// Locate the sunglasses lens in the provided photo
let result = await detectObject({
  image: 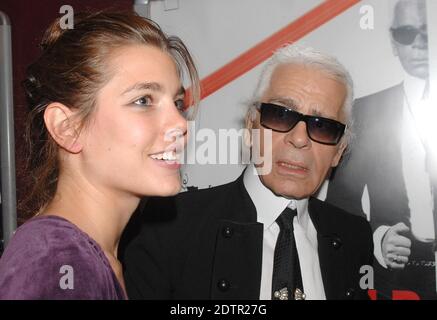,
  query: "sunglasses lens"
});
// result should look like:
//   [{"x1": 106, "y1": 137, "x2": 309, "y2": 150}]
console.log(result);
[
  {"x1": 392, "y1": 26, "x2": 426, "y2": 45},
  {"x1": 260, "y1": 103, "x2": 298, "y2": 132},
  {"x1": 307, "y1": 117, "x2": 345, "y2": 145},
  {"x1": 259, "y1": 103, "x2": 345, "y2": 145}
]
